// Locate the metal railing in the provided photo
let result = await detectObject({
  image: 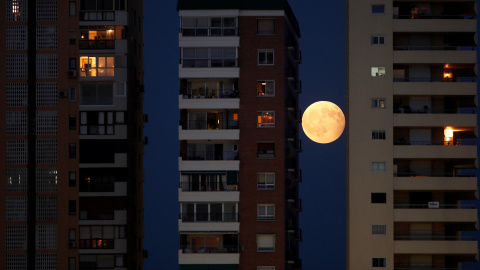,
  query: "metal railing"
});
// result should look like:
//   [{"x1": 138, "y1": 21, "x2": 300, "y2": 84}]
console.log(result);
[
  {"x1": 180, "y1": 245, "x2": 239, "y2": 253},
  {"x1": 184, "y1": 150, "x2": 238, "y2": 161},
  {"x1": 393, "y1": 140, "x2": 476, "y2": 146},
  {"x1": 180, "y1": 27, "x2": 238, "y2": 37},
  {"x1": 181, "y1": 58, "x2": 238, "y2": 68},
  {"x1": 394, "y1": 14, "x2": 477, "y2": 19},
  {"x1": 393, "y1": 77, "x2": 477, "y2": 82},
  {"x1": 180, "y1": 213, "x2": 238, "y2": 222},
  {"x1": 179, "y1": 181, "x2": 238, "y2": 192},
  {"x1": 393, "y1": 46, "x2": 476, "y2": 51},
  {"x1": 394, "y1": 172, "x2": 476, "y2": 177},
  {"x1": 79, "y1": 39, "x2": 115, "y2": 50},
  {"x1": 394, "y1": 204, "x2": 476, "y2": 209},
  {"x1": 394, "y1": 235, "x2": 475, "y2": 241},
  {"x1": 181, "y1": 89, "x2": 239, "y2": 99},
  {"x1": 393, "y1": 108, "x2": 476, "y2": 114},
  {"x1": 182, "y1": 120, "x2": 239, "y2": 130}
]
